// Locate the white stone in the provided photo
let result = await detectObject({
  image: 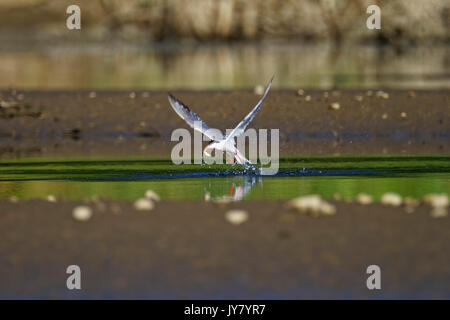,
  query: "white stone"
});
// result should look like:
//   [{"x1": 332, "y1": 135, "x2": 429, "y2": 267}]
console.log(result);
[
  {"x1": 225, "y1": 209, "x2": 249, "y2": 225},
  {"x1": 72, "y1": 206, "x2": 92, "y2": 221},
  {"x1": 134, "y1": 198, "x2": 154, "y2": 211},
  {"x1": 356, "y1": 193, "x2": 373, "y2": 205},
  {"x1": 381, "y1": 193, "x2": 402, "y2": 206},
  {"x1": 423, "y1": 194, "x2": 448, "y2": 208},
  {"x1": 47, "y1": 195, "x2": 57, "y2": 203},
  {"x1": 145, "y1": 190, "x2": 160, "y2": 202}
]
